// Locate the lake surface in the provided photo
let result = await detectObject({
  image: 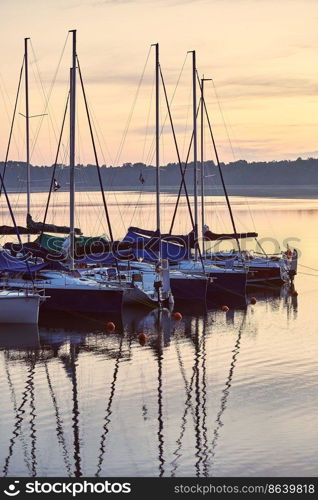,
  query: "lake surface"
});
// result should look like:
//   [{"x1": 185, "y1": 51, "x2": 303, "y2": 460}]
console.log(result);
[{"x1": 0, "y1": 192, "x2": 317, "y2": 477}]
